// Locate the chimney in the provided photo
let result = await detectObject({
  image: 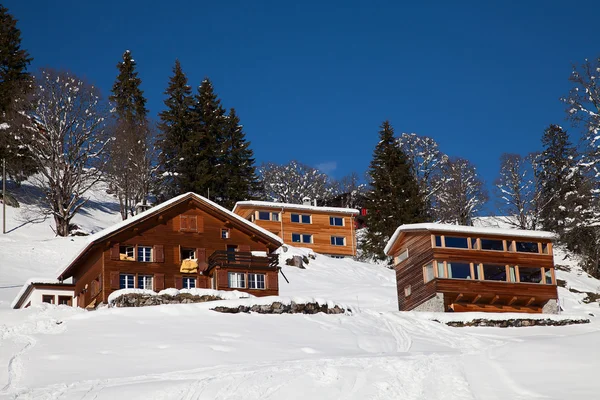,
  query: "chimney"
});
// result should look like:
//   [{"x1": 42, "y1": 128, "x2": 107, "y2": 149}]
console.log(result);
[
  {"x1": 313, "y1": 199, "x2": 317, "y2": 207},
  {"x1": 302, "y1": 197, "x2": 311, "y2": 206}
]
